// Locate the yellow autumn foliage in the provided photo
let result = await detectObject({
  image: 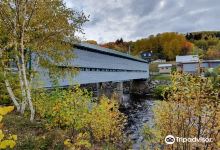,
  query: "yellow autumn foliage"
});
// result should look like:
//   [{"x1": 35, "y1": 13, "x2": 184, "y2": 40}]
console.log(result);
[
  {"x1": 0, "y1": 106, "x2": 14, "y2": 116},
  {"x1": 34, "y1": 87, "x2": 126, "y2": 148},
  {"x1": 147, "y1": 73, "x2": 220, "y2": 149},
  {"x1": 0, "y1": 106, "x2": 17, "y2": 149},
  {"x1": 64, "y1": 139, "x2": 72, "y2": 147},
  {"x1": 89, "y1": 96, "x2": 126, "y2": 142},
  {"x1": 64, "y1": 132, "x2": 91, "y2": 149}
]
